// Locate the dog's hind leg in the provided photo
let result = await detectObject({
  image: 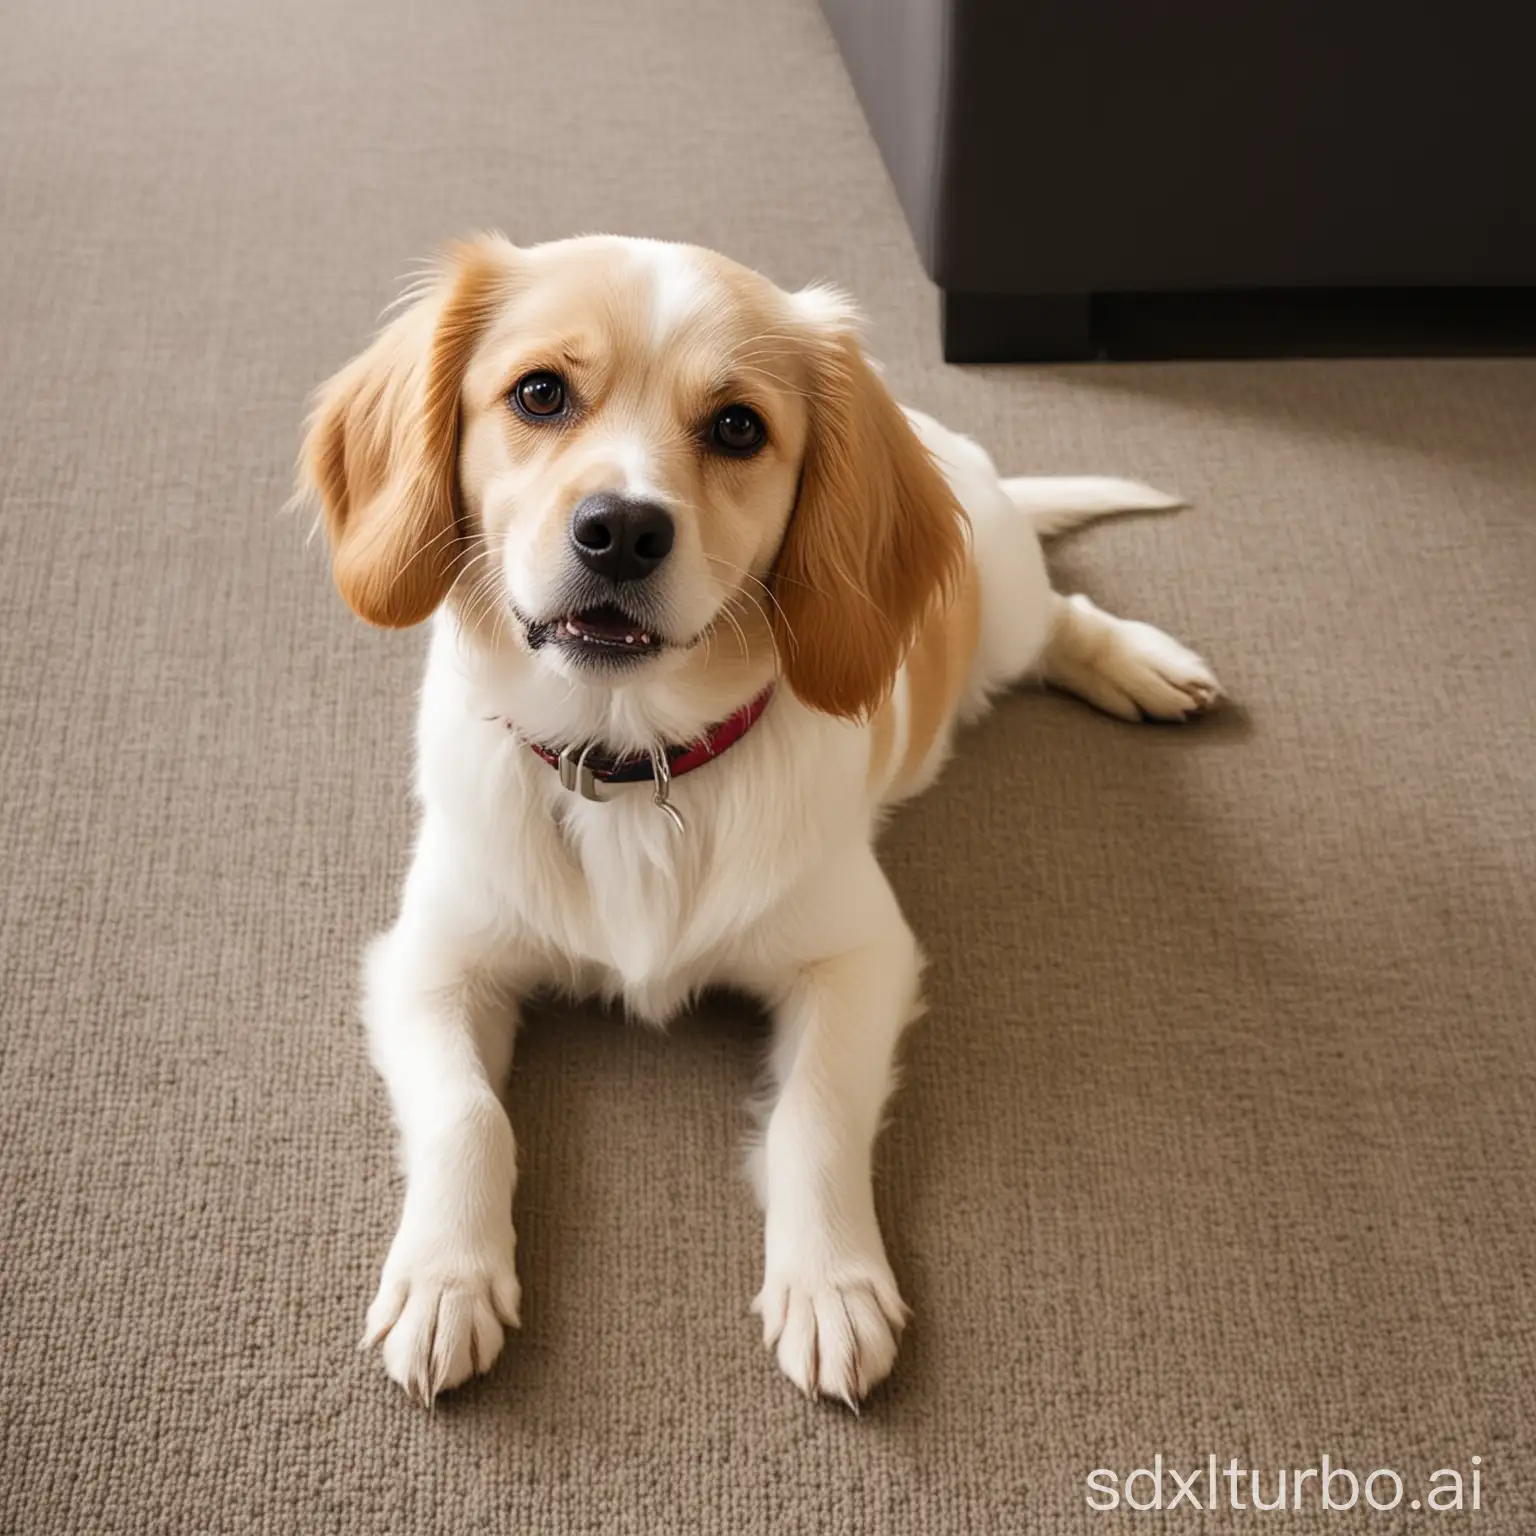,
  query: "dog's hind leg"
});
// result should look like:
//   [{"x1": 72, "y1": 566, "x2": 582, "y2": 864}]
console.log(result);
[{"x1": 1040, "y1": 591, "x2": 1221, "y2": 722}]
